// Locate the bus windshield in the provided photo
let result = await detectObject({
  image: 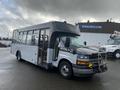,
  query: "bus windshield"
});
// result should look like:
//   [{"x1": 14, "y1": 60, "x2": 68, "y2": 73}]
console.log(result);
[
  {"x1": 60, "y1": 36, "x2": 84, "y2": 48},
  {"x1": 70, "y1": 36, "x2": 84, "y2": 48}
]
